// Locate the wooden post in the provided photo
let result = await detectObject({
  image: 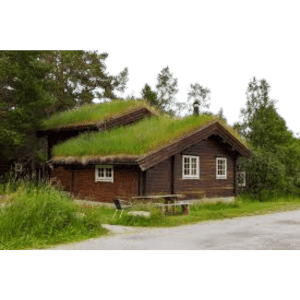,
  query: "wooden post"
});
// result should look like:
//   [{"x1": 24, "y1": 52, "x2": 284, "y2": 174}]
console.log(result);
[
  {"x1": 142, "y1": 170, "x2": 147, "y2": 196},
  {"x1": 171, "y1": 156, "x2": 175, "y2": 195}
]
